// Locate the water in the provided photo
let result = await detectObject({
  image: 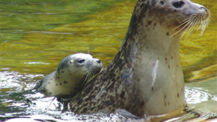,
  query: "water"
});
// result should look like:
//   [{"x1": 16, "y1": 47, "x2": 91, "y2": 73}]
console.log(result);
[{"x1": 0, "y1": 0, "x2": 216, "y2": 121}]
